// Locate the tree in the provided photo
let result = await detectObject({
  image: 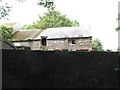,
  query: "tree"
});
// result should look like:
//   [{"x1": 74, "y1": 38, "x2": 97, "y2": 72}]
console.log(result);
[
  {"x1": 71, "y1": 20, "x2": 80, "y2": 27},
  {"x1": 37, "y1": 0, "x2": 55, "y2": 10},
  {"x1": 116, "y1": 13, "x2": 120, "y2": 31},
  {"x1": 0, "y1": 25, "x2": 13, "y2": 39},
  {"x1": 22, "y1": 24, "x2": 36, "y2": 30},
  {"x1": 116, "y1": 26, "x2": 120, "y2": 31},
  {"x1": 0, "y1": 0, "x2": 55, "y2": 19},
  {"x1": 92, "y1": 39, "x2": 103, "y2": 51},
  {"x1": 0, "y1": 3, "x2": 12, "y2": 20},
  {"x1": 33, "y1": 10, "x2": 80, "y2": 29}
]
